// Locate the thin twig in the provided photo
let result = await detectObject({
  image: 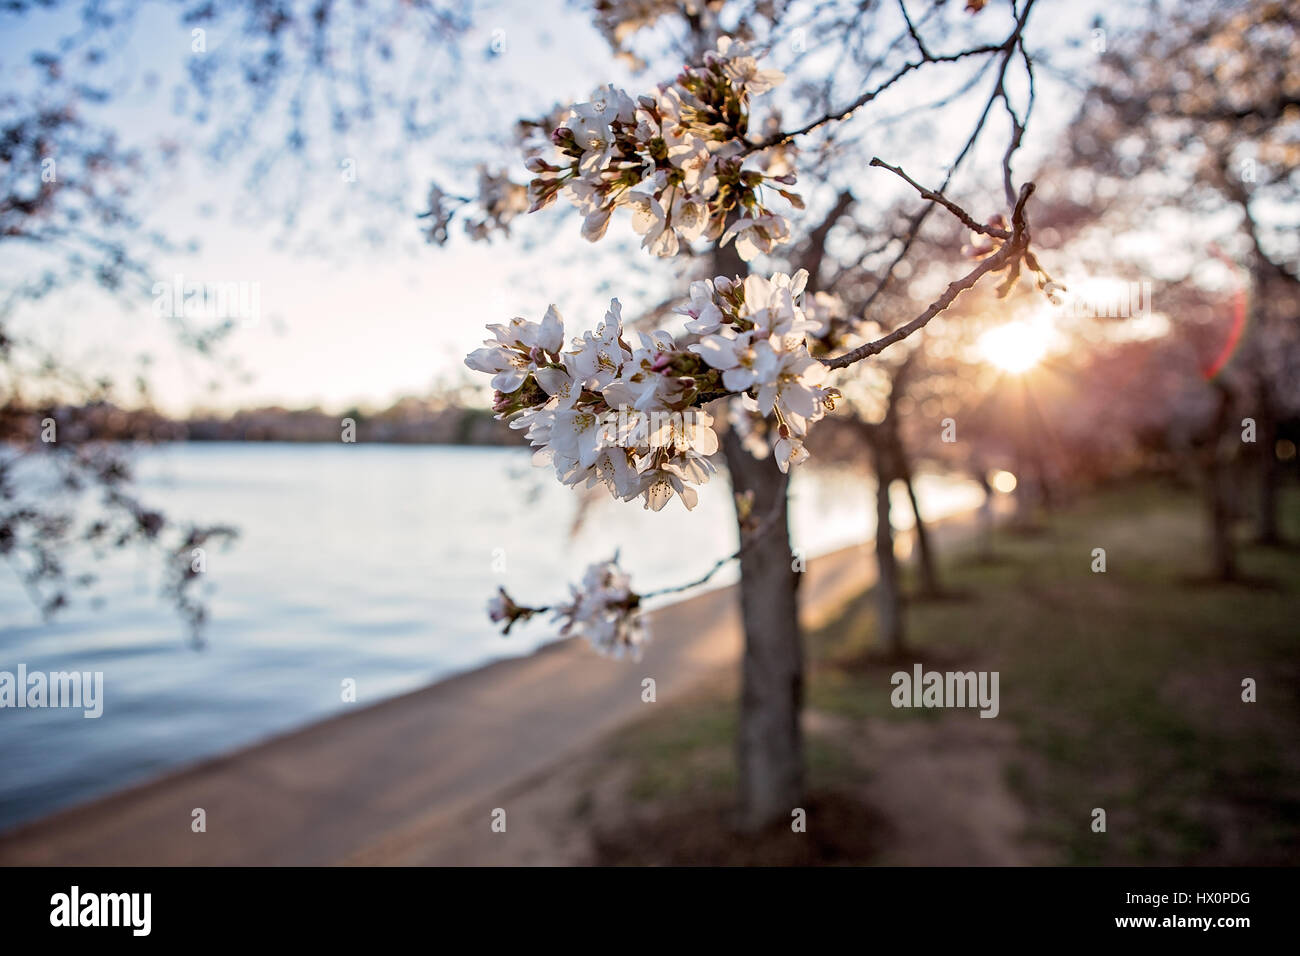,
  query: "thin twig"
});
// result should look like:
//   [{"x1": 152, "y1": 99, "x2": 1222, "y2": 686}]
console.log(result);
[
  {"x1": 641, "y1": 488, "x2": 788, "y2": 599},
  {"x1": 850, "y1": 0, "x2": 1039, "y2": 316},
  {"x1": 820, "y1": 183, "x2": 1035, "y2": 371},
  {"x1": 898, "y1": 0, "x2": 931, "y2": 60},
  {"x1": 869, "y1": 157, "x2": 1010, "y2": 238},
  {"x1": 744, "y1": 43, "x2": 1005, "y2": 154}
]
